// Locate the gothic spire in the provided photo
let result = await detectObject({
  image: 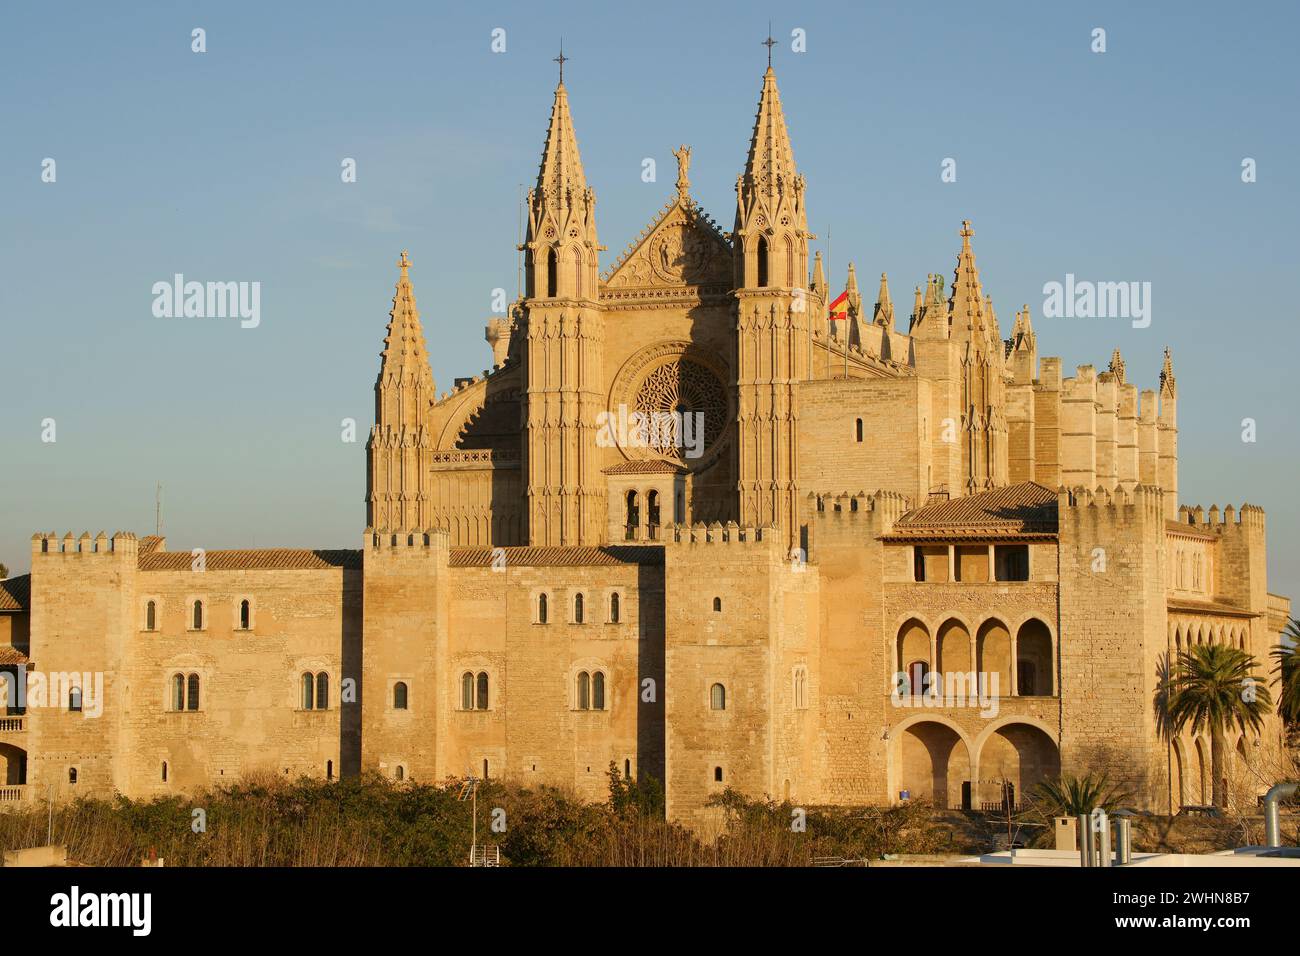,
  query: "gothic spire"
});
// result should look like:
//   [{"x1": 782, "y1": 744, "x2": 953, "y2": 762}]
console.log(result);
[
  {"x1": 533, "y1": 79, "x2": 590, "y2": 212},
  {"x1": 811, "y1": 249, "x2": 825, "y2": 297},
  {"x1": 736, "y1": 65, "x2": 807, "y2": 237},
  {"x1": 1159, "y1": 347, "x2": 1176, "y2": 398},
  {"x1": 949, "y1": 220, "x2": 990, "y2": 341},
  {"x1": 1108, "y1": 347, "x2": 1126, "y2": 382},
  {"x1": 379, "y1": 250, "x2": 434, "y2": 387},
  {"x1": 873, "y1": 271, "x2": 895, "y2": 330}
]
